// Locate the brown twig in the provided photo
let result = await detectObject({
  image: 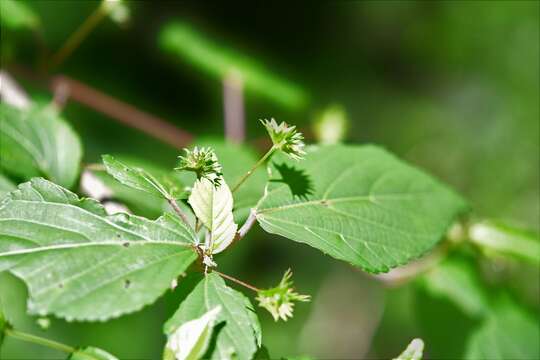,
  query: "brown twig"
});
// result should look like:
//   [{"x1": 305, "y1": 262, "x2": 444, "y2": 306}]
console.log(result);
[
  {"x1": 212, "y1": 270, "x2": 260, "y2": 292},
  {"x1": 9, "y1": 66, "x2": 193, "y2": 148},
  {"x1": 51, "y1": 76, "x2": 193, "y2": 148},
  {"x1": 223, "y1": 71, "x2": 245, "y2": 143}
]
